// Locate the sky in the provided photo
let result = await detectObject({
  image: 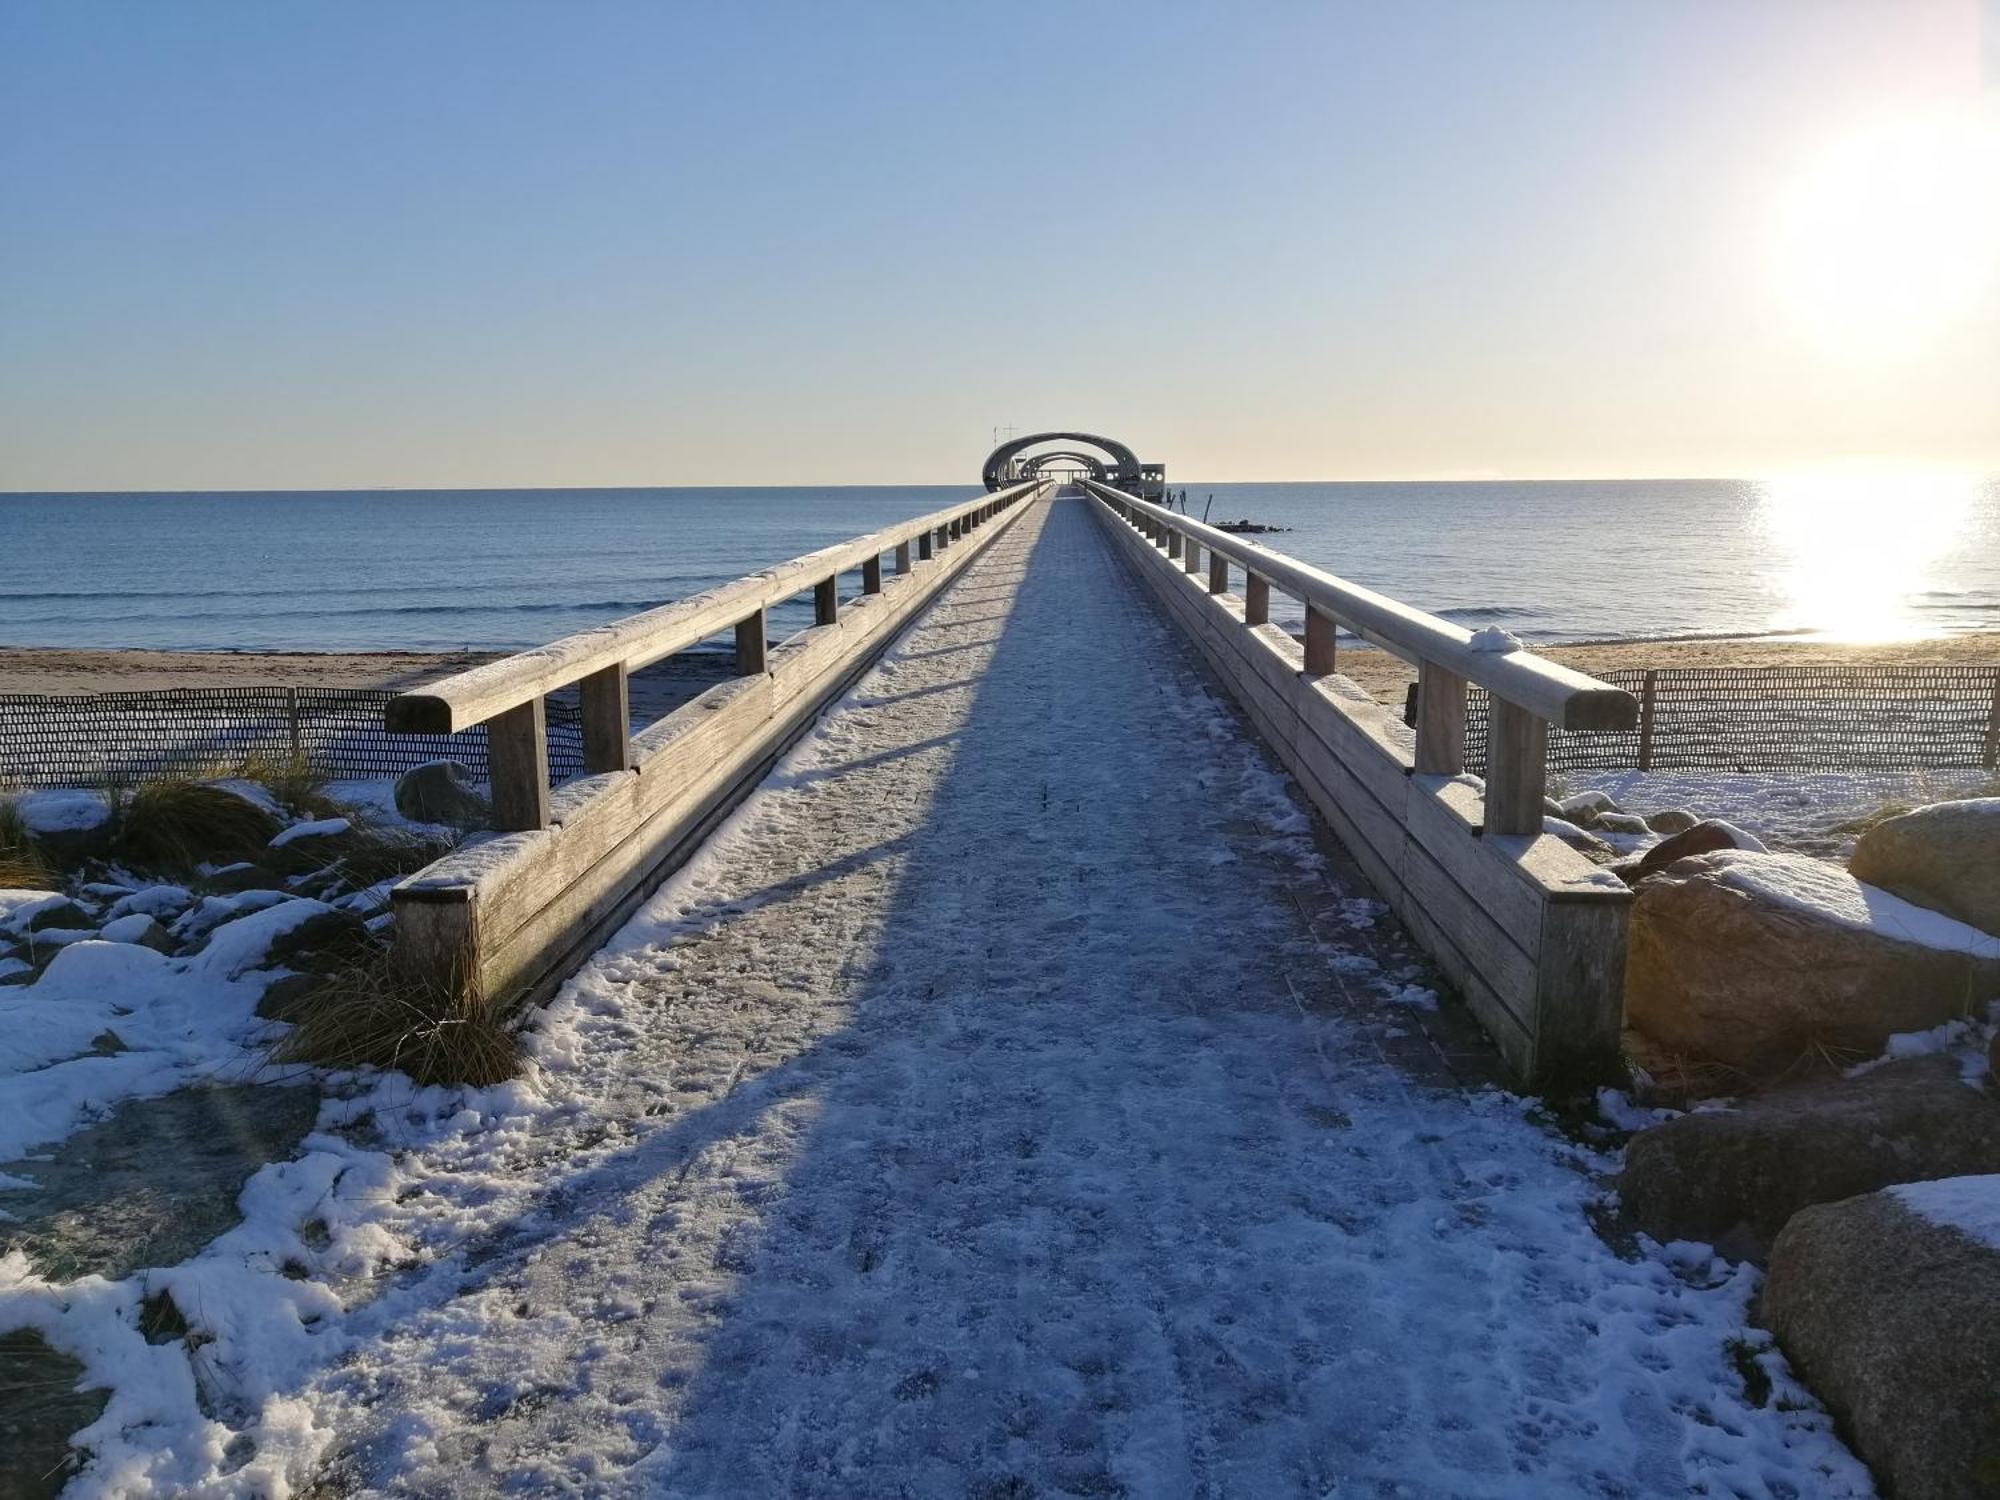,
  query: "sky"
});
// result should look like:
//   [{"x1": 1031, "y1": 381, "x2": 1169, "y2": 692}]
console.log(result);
[{"x1": 2, "y1": 0, "x2": 1996, "y2": 489}]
